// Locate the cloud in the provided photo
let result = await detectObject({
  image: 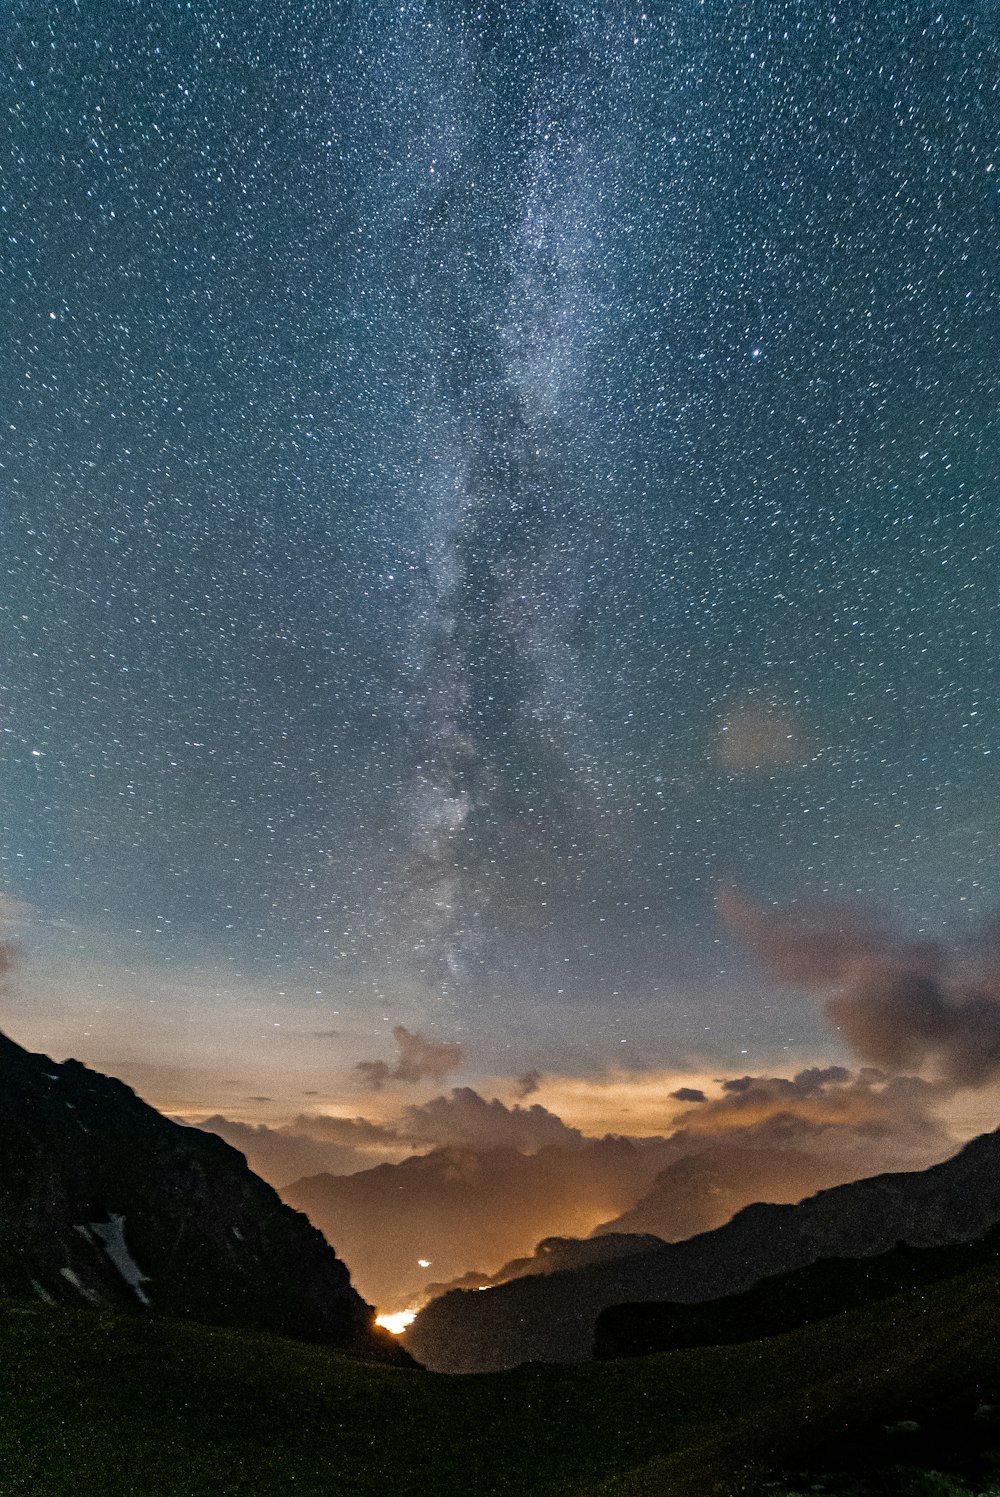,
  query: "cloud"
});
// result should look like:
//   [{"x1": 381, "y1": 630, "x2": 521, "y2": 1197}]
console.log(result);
[
  {"x1": 289, "y1": 1066, "x2": 945, "y2": 1177},
  {"x1": 514, "y1": 1068, "x2": 542, "y2": 1098},
  {"x1": 296, "y1": 1088, "x2": 583, "y2": 1155},
  {"x1": 715, "y1": 701, "x2": 805, "y2": 772},
  {"x1": 667, "y1": 1064, "x2": 945, "y2": 1156},
  {"x1": 356, "y1": 1062, "x2": 396, "y2": 1089},
  {"x1": 357, "y1": 1024, "x2": 463, "y2": 1090},
  {"x1": 720, "y1": 1065, "x2": 850, "y2": 1096},
  {"x1": 0, "y1": 941, "x2": 19, "y2": 977},
  {"x1": 196, "y1": 1086, "x2": 586, "y2": 1191},
  {"x1": 194, "y1": 1115, "x2": 386, "y2": 1187},
  {"x1": 721, "y1": 890, "x2": 1000, "y2": 1087},
  {"x1": 717, "y1": 888, "x2": 889, "y2": 983},
  {"x1": 589, "y1": 1058, "x2": 955, "y2": 1247},
  {"x1": 284, "y1": 1113, "x2": 402, "y2": 1149},
  {"x1": 396, "y1": 1087, "x2": 583, "y2": 1153}
]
